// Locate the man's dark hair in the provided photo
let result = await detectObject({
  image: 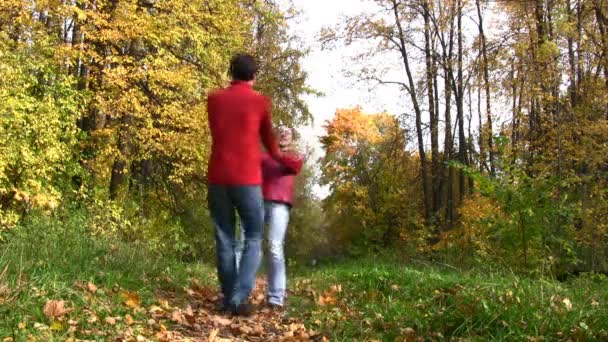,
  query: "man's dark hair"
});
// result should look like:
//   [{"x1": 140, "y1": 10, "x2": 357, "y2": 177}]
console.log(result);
[{"x1": 229, "y1": 53, "x2": 258, "y2": 81}]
